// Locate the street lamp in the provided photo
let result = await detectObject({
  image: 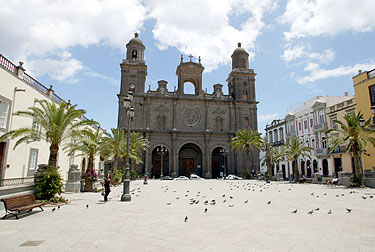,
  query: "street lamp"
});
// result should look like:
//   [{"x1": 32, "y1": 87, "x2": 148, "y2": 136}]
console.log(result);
[
  {"x1": 359, "y1": 117, "x2": 365, "y2": 127},
  {"x1": 220, "y1": 148, "x2": 229, "y2": 179},
  {"x1": 121, "y1": 91, "x2": 134, "y2": 202},
  {"x1": 157, "y1": 146, "x2": 167, "y2": 179}
]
